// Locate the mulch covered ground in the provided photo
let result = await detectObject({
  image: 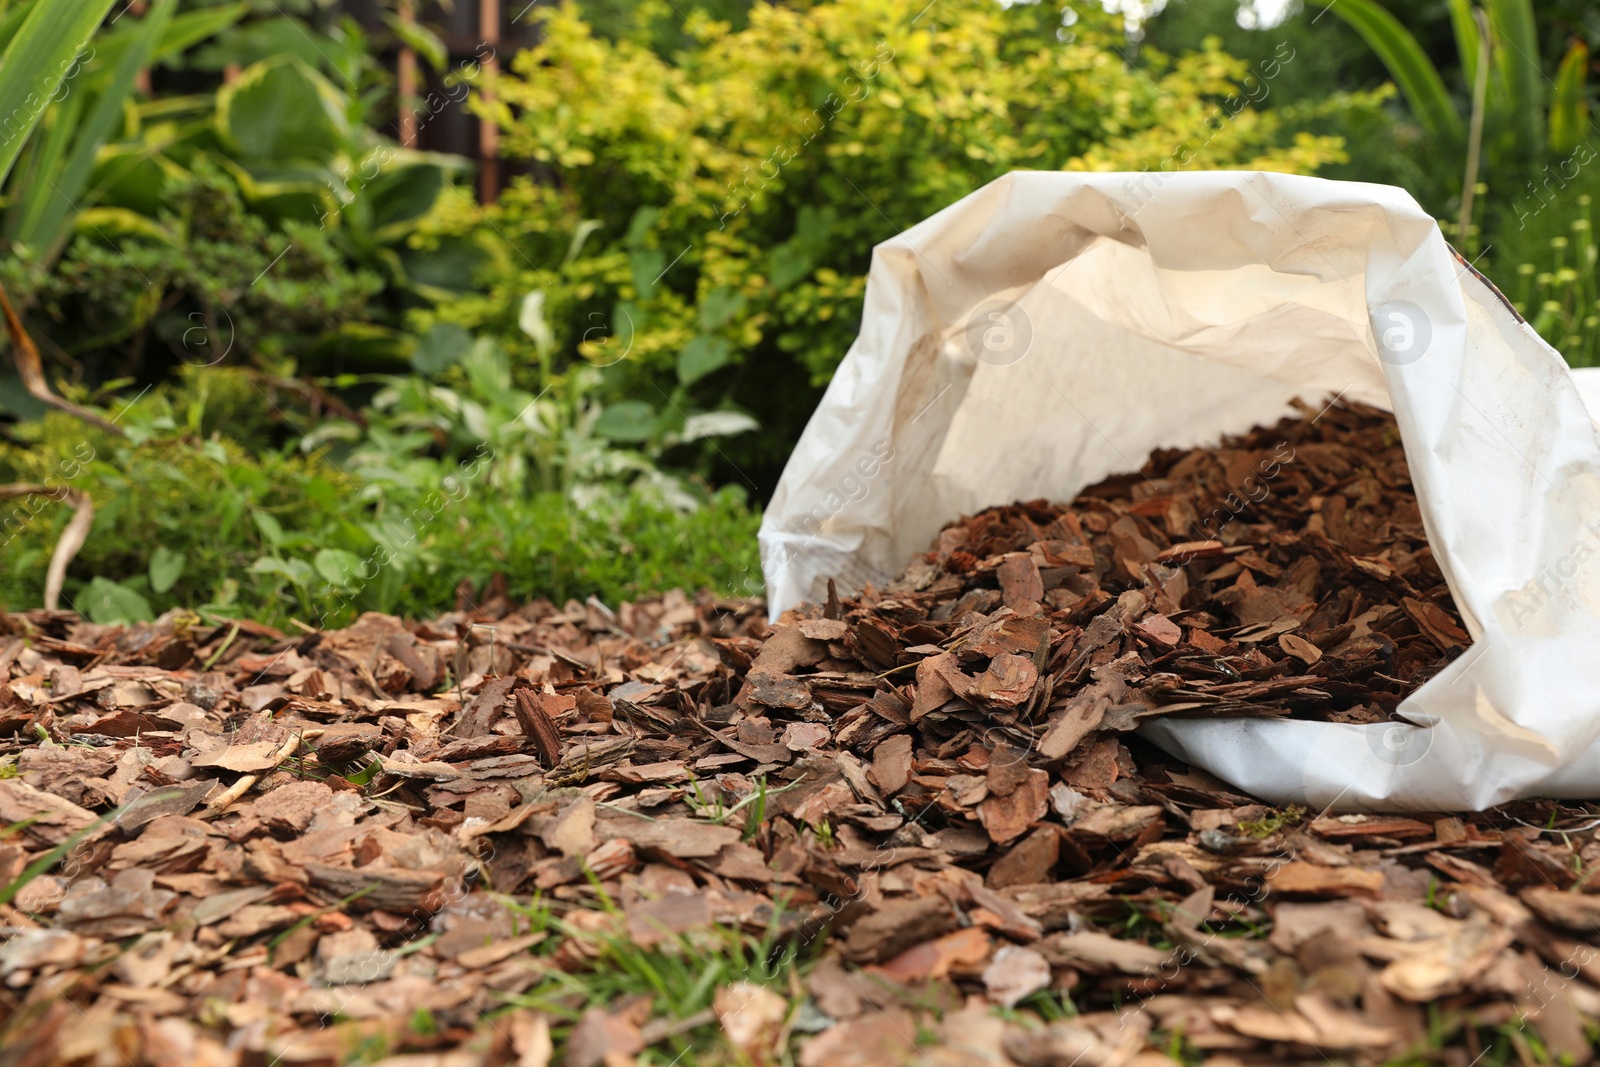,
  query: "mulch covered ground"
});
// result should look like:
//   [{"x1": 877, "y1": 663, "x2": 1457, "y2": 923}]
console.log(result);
[{"x1": 3, "y1": 402, "x2": 1599, "y2": 1067}]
